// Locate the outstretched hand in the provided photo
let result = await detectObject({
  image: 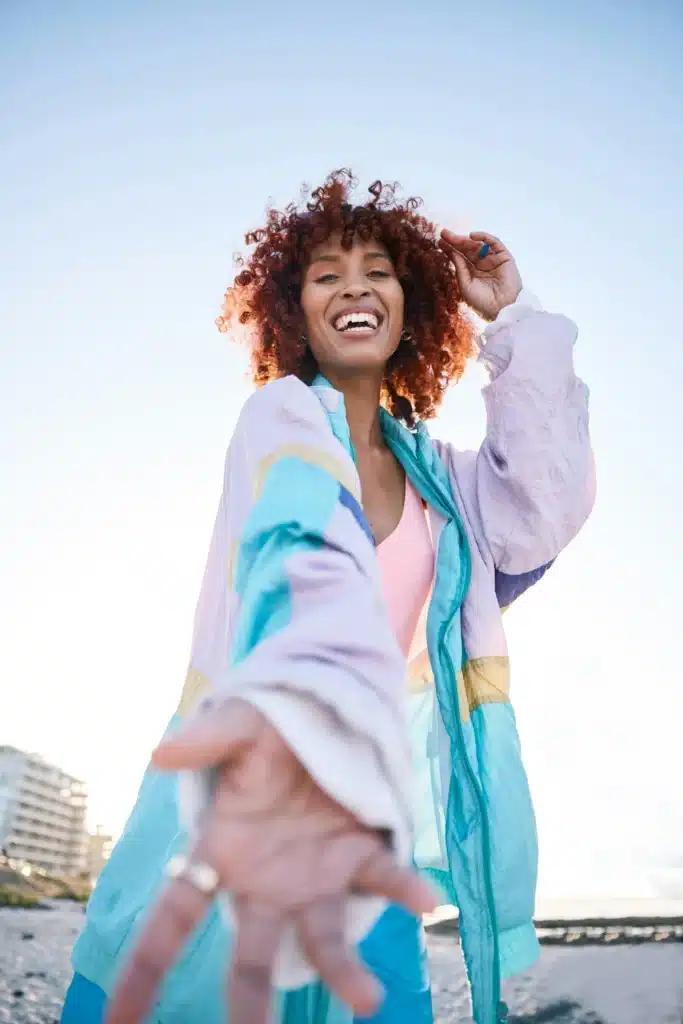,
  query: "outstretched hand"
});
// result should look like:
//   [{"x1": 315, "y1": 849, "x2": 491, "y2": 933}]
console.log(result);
[
  {"x1": 105, "y1": 700, "x2": 436, "y2": 1024},
  {"x1": 440, "y1": 229, "x2": 522, "y2": 321}
]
